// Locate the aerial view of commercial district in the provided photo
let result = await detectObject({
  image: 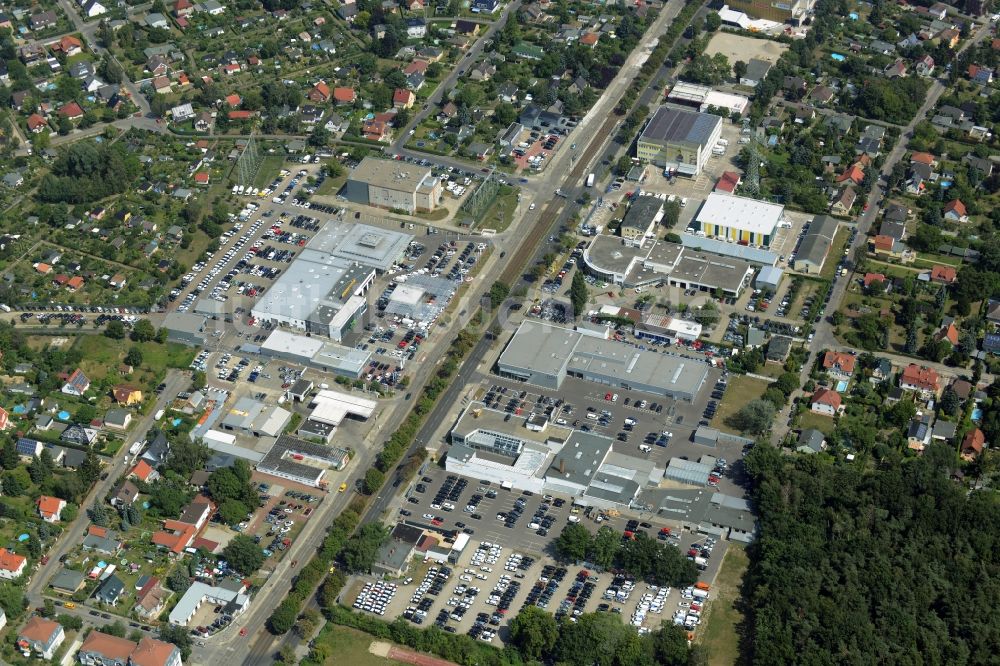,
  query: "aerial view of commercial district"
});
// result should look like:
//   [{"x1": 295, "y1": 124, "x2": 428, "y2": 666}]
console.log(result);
[{"x1": 0, "y1": 0, "x2": 996, "y2": 663}]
